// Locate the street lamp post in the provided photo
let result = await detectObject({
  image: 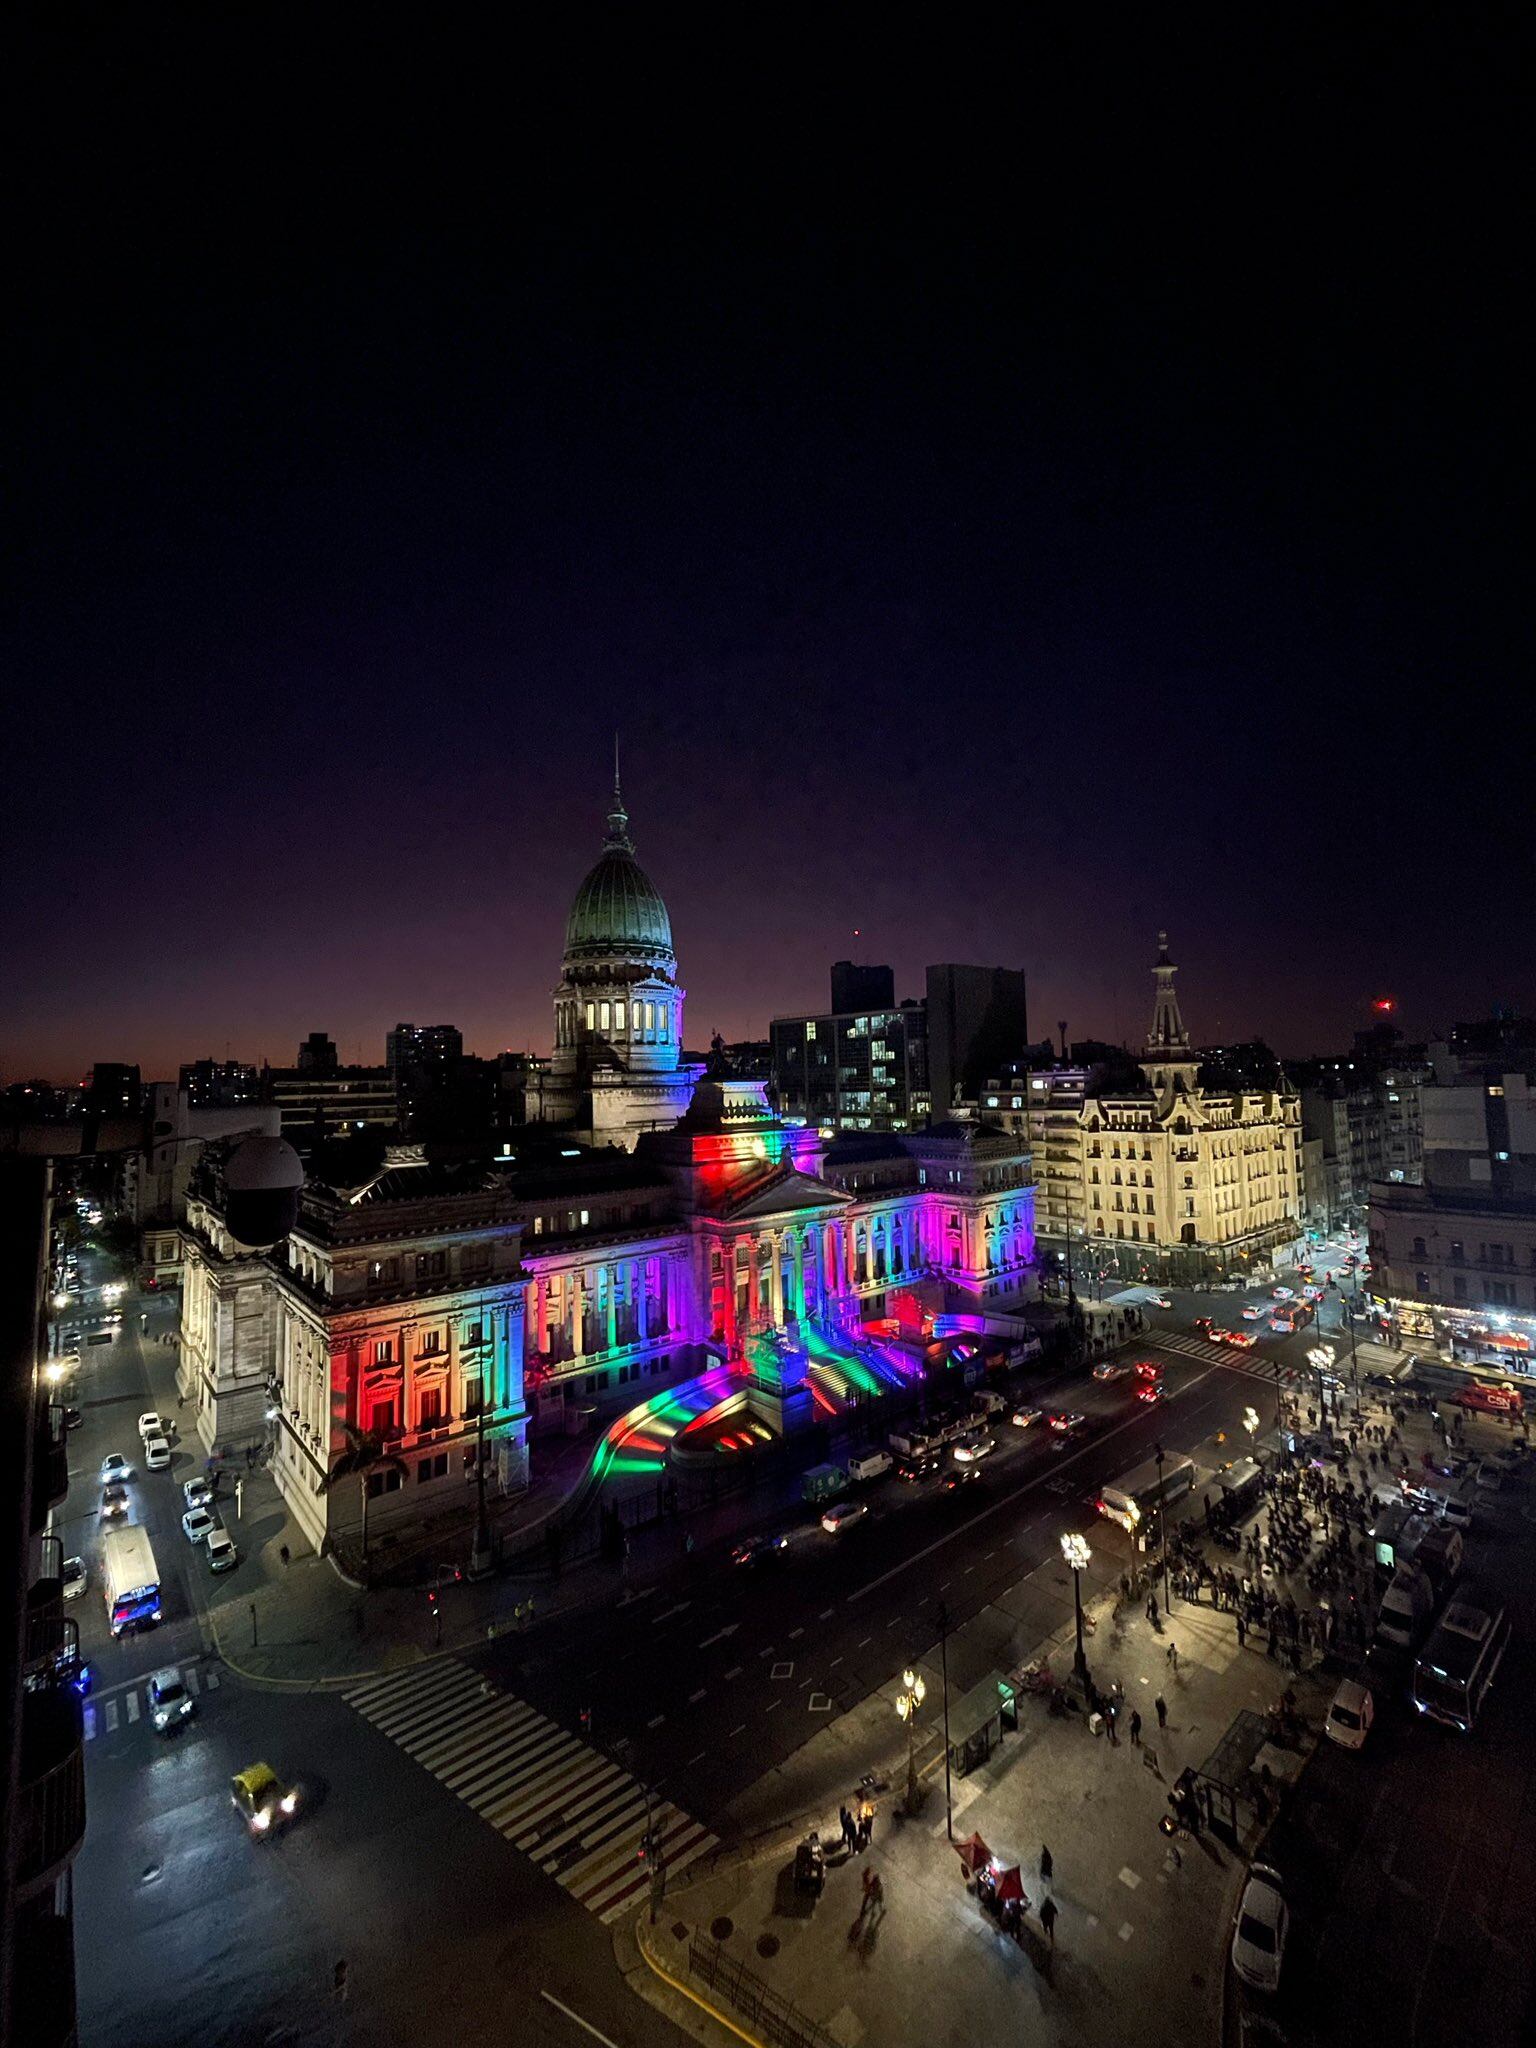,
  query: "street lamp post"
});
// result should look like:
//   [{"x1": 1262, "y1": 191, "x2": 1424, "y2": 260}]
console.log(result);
[
  {"x1": 895, "y1": 1666, "x2": 927, "y2": 1814},
  {"x1": 1062, "y1": 1532, "x2": 1093, "y2": 1692},
  {"x1": 1153, "y1": 1441, "x2": 1172, "y2": 1612}
]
